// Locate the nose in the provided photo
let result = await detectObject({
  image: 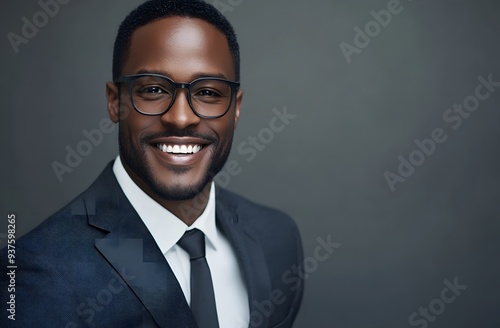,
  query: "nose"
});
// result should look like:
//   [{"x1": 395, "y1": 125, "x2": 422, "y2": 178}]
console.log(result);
[{"x1": 160, "y1": 88, "x2": 201, "y2": 128}]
